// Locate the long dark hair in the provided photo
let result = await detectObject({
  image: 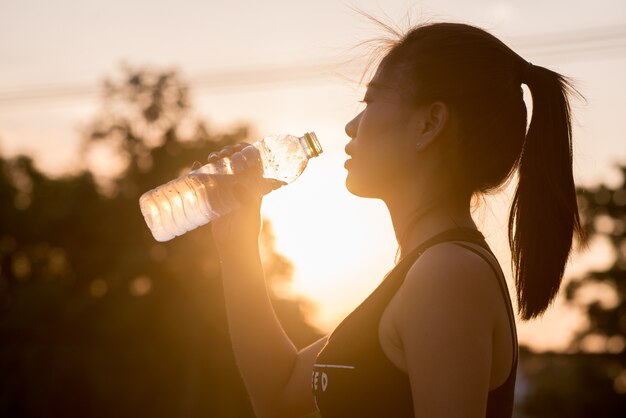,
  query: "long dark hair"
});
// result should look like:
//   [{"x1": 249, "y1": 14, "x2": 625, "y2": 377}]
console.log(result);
[{"x1": 375, "y1": 22, "x2": 587, "y2": 320}]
